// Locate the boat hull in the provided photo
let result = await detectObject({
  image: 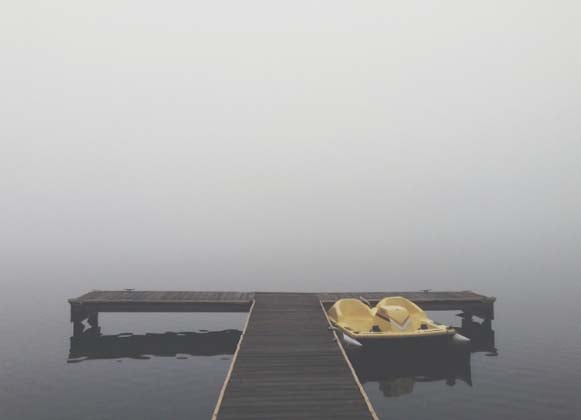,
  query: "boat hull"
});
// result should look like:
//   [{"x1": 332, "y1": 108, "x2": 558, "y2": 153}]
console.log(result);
[{"x1": 338, "y1": 329, "x2": 456, "y2": 351}]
